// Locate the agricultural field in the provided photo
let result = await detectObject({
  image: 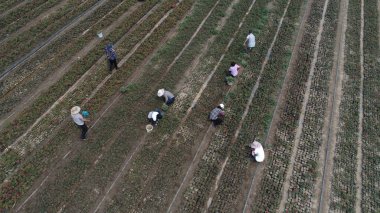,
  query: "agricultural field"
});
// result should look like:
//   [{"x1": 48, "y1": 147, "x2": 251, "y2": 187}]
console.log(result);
[{"x1": 0, "y1": 0, "x2": 378, "y2": 212}]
